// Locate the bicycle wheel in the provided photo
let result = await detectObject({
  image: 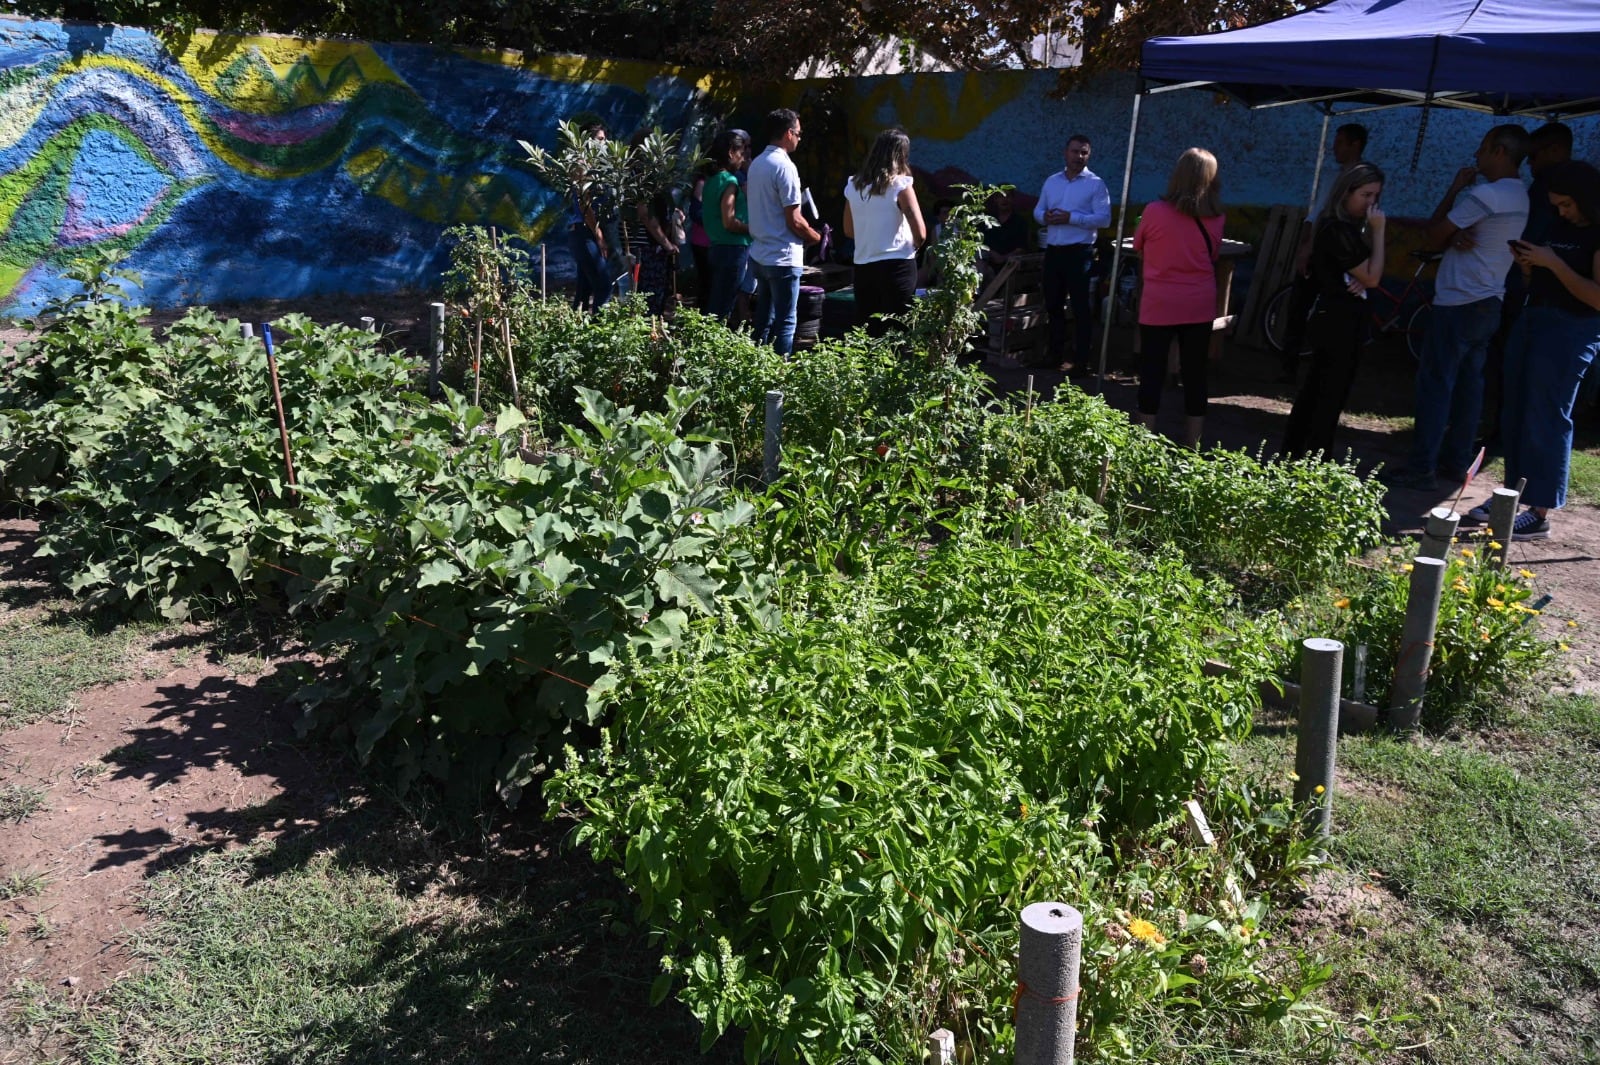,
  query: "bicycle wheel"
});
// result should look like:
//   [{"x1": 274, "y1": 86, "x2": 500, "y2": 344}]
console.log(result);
[
  {"x1": 1262, "y1": 283, "x2": 1298, "y2": 353},
  {"x1": 1405, "y1": 301, "x2": 1432, "y2": 362}
]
